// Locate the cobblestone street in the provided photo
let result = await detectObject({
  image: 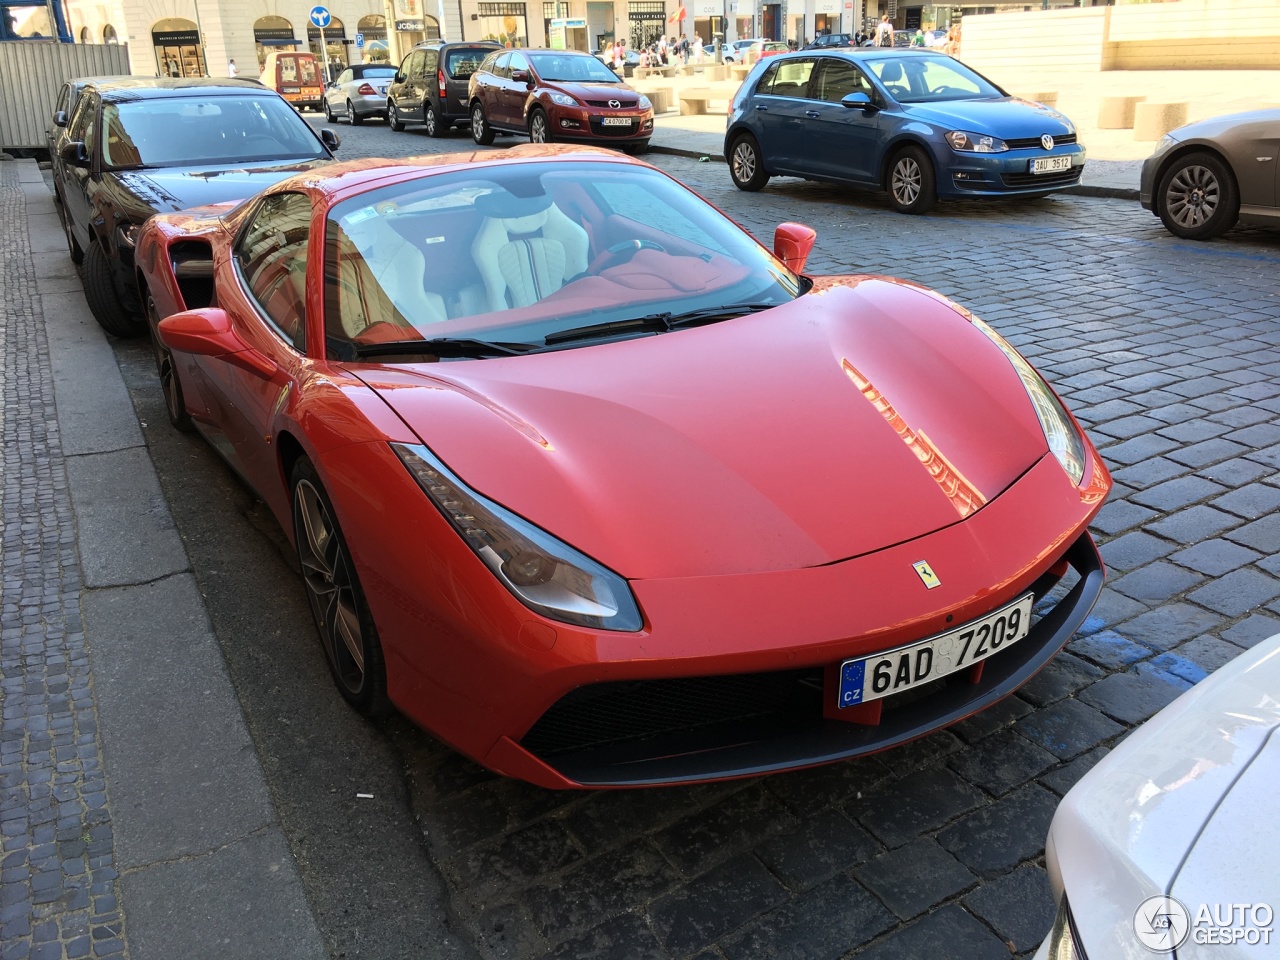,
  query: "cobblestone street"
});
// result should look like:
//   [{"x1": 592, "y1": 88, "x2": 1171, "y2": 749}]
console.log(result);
[
  {"x1": 278, "y1": 122, "x2": 1280, "y2": 958},
  {"x1": 6, "y1": 109, "x2": 1280, "y2": 960}
]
